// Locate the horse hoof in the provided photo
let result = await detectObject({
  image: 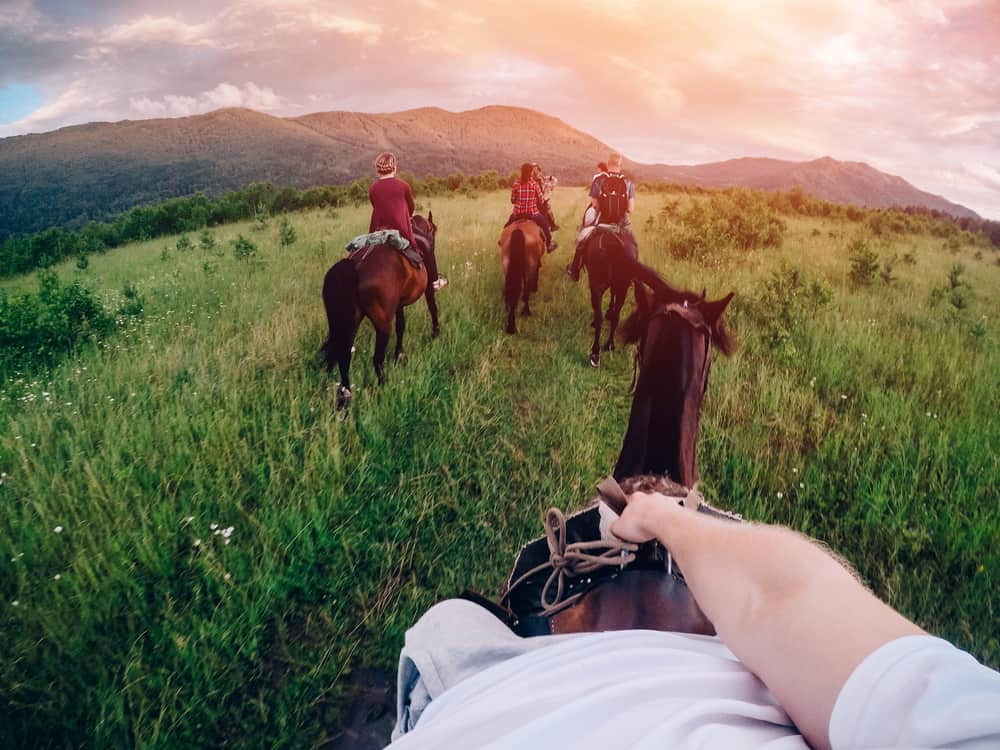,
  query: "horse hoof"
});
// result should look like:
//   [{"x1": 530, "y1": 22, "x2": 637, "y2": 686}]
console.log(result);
[
  {"x1": 522, "y1": 308, "x2": 532, "y2": 317},
  {"x1": 590, "y1": 354, "x2": 600, "y2": 368},
  {"x1": 506, "y1": 325, "x2": 517, "y2": 335},
  {"x1": 432, "y1": 326, "x2": 441, "y2": 339},
  {"x1": 395, "y1": 351, "x2": 406, "y2": 363},
  {"x1": 336, "y1": 386, "x2": 353, "y2": 409}
]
